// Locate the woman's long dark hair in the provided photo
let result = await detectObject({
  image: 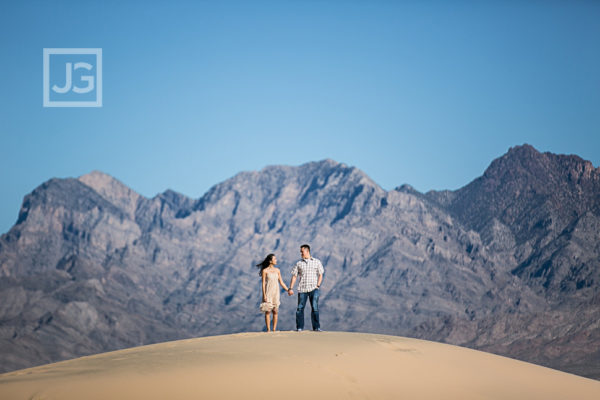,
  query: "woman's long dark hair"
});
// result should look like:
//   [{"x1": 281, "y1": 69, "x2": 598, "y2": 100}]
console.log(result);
[{"x1": 256, "y1": 253, "x2": 275, "y2": 277}]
